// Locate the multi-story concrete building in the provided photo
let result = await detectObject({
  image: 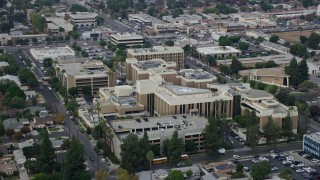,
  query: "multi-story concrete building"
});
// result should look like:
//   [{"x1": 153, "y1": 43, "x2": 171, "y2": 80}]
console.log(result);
[
  {"x1": 110, "y1": 115, "x2": 208, "y2": 159},
  {"x1": 82, "y1": 31, "x2": 101, "y2": 41},
  {"x1": 238, "y1": 68, "x2": 290, "y2": 87},
  {"x1": 196, "y1": 46, "x2": 241, "y2": 61},
  {"x1": 111, "y1": 33, "x2": 144, "y2": 46},
  {"x1": 69, "y1": 12, "x2": 98, "y2": 27},
  {"x1": 93, "y1": 85, "x2": 145, "y2": 118},
  {"x1": 127, "y1": 46, "x2": 185, "y2": 69},
  {"x1": 303, "y1": 132, "x2": 320, "y2": 158},
  {"x1": 54, "y1": 60, "x2": 116, "y2": 95},
  {"x1": 230, "y1": 85, "x2": 298, "y2": 132},
  {"x1": 30, "y1": 46, "x2": 75, "y2": 62}
]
